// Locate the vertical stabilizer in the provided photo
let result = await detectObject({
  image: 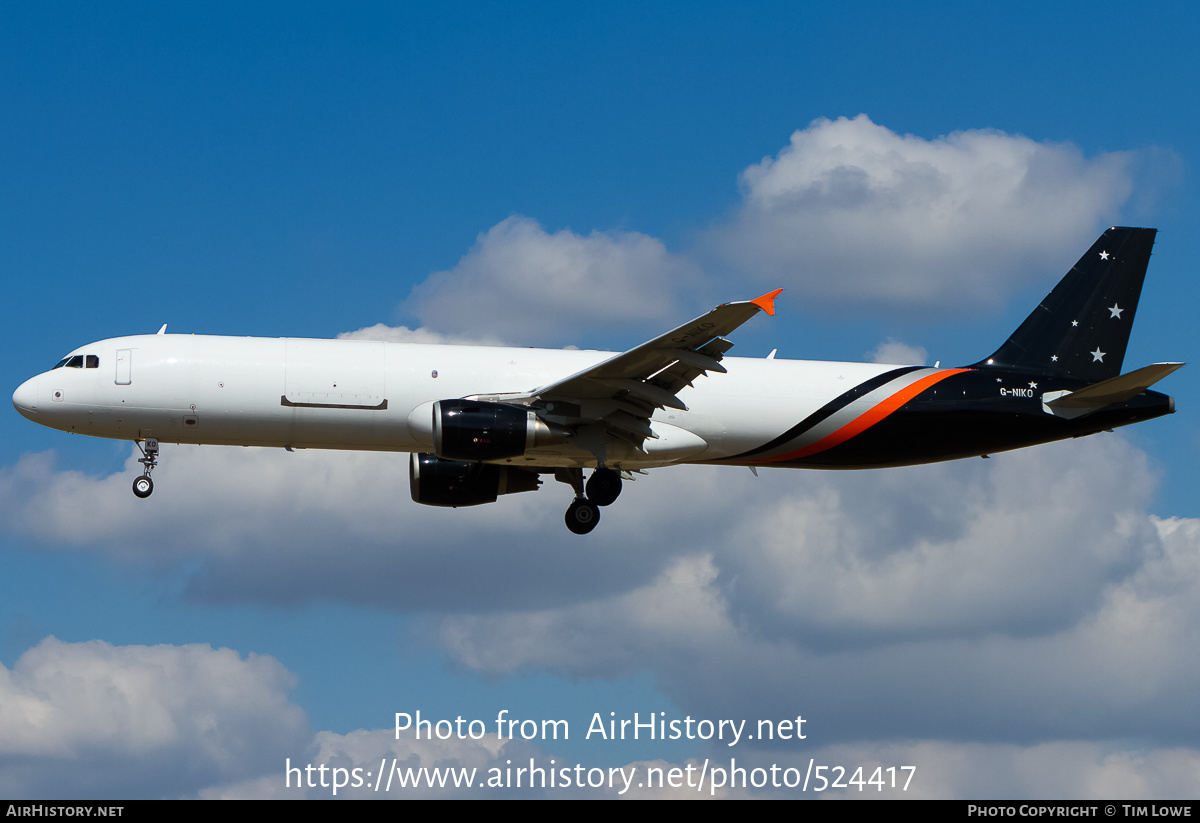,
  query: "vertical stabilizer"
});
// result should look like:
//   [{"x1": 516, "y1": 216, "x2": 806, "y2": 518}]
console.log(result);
[{"x1": 973, "y1": 227, "x2": 1156, "y2": 382}]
